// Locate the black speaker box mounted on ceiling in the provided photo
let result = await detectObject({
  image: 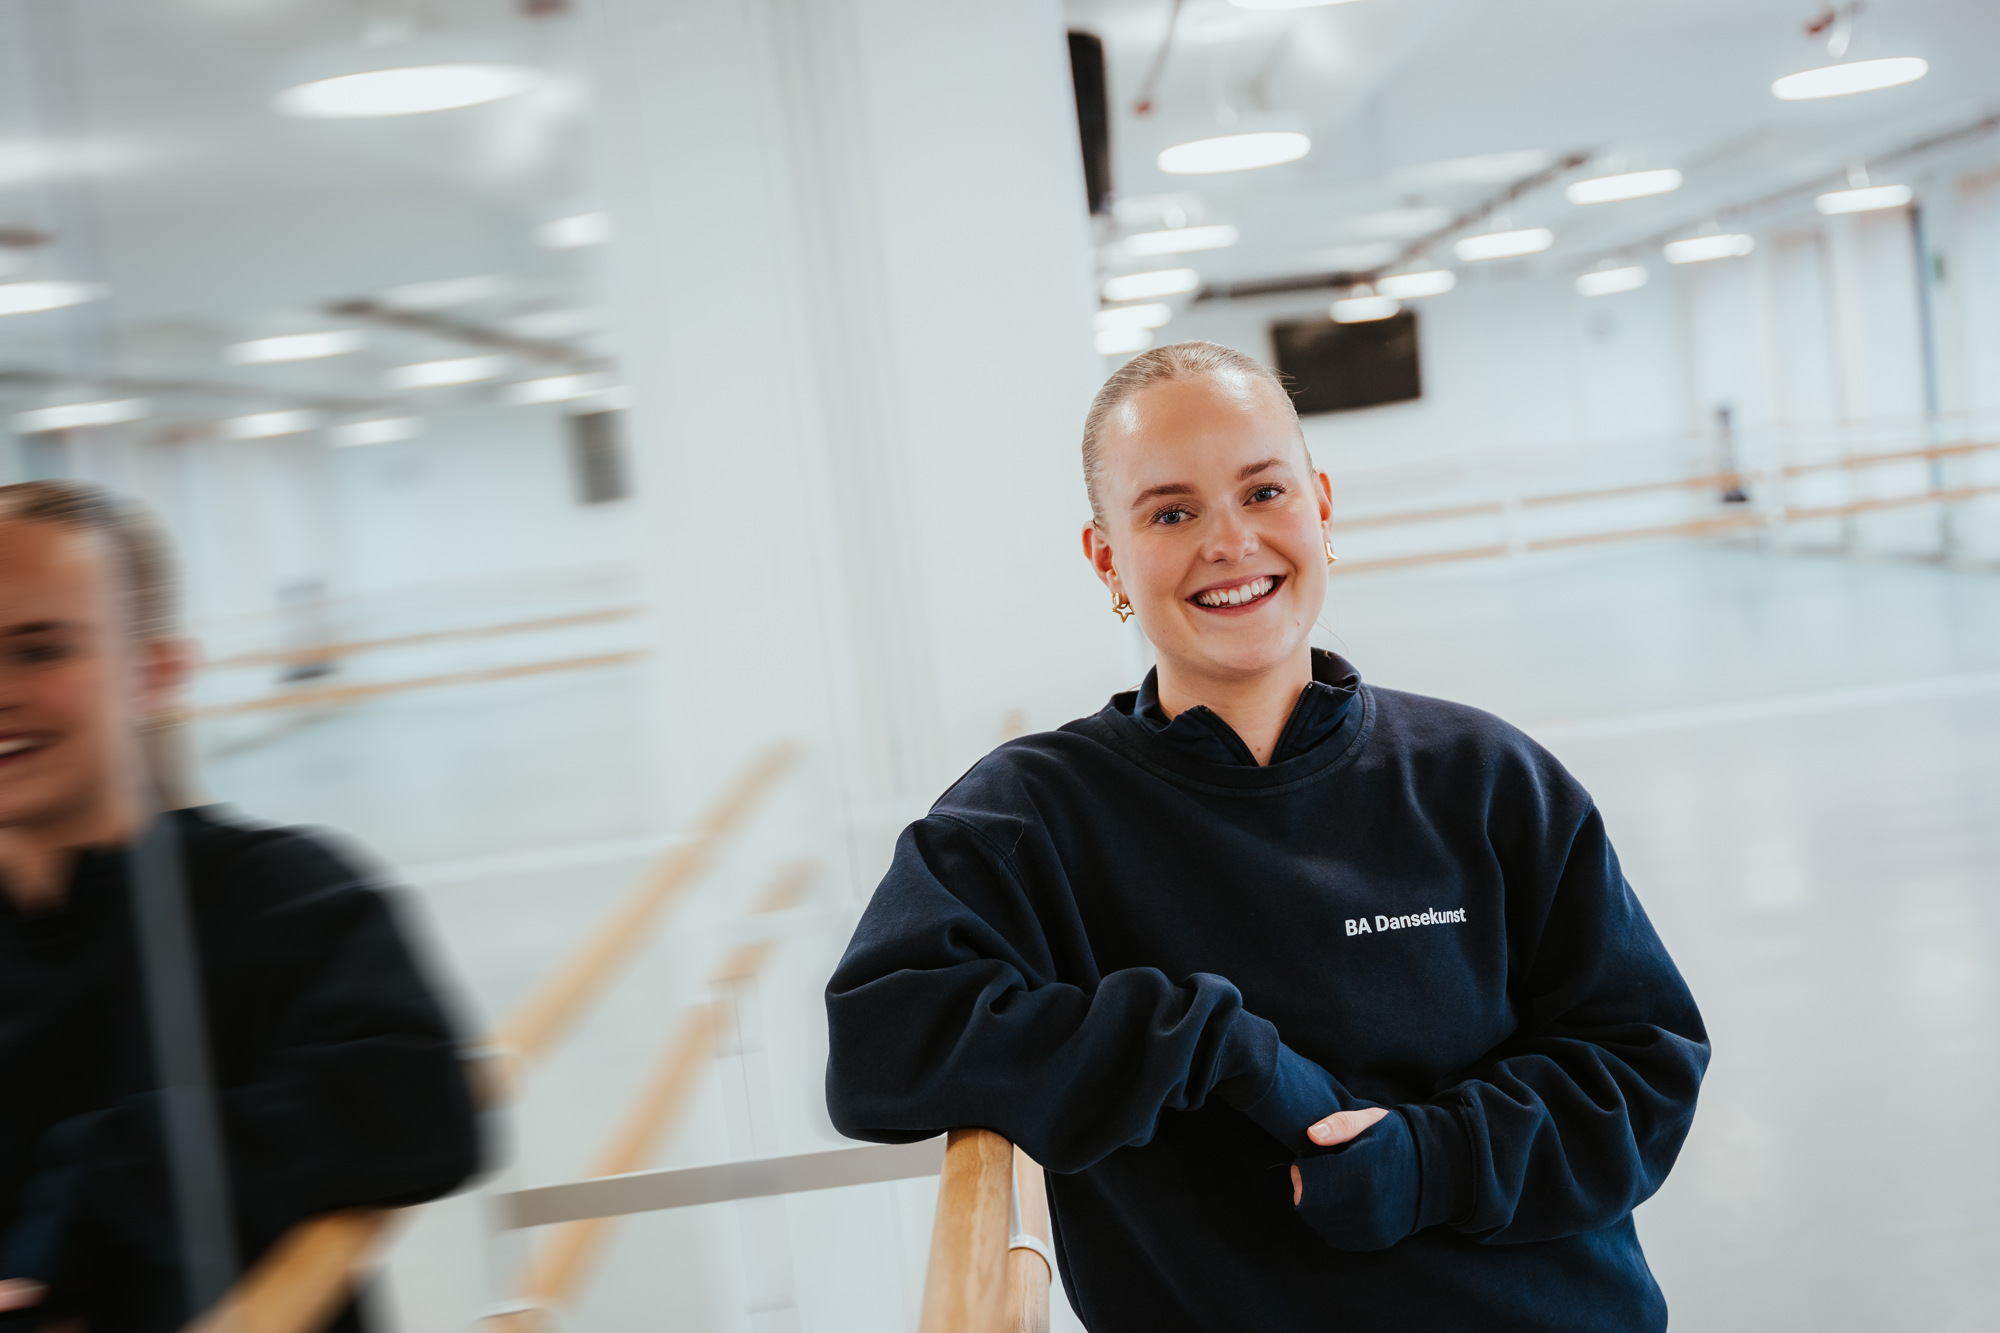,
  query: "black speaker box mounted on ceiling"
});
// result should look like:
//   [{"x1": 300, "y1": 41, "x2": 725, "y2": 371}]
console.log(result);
[{"x1": 1068, "y1": 31, "x2": 1111, "y2": 215}]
